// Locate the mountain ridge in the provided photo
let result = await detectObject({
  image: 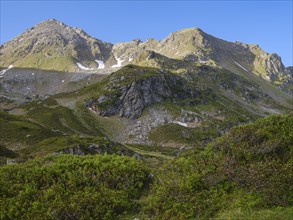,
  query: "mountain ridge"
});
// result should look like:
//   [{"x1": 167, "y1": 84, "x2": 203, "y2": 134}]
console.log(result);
[
  {"x1": 1, "y1": 19, "x2": 291, "y2": 96},
  {"x1": 1, "y1": 19, "x2": 290, "y2": 69}
]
